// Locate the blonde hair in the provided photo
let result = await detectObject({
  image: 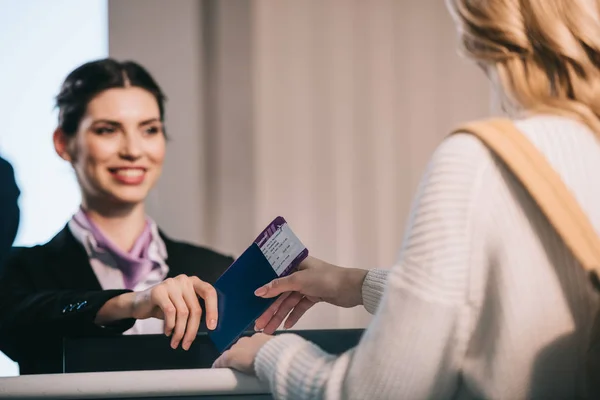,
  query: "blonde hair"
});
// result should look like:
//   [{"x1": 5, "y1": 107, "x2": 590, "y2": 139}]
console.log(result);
[{"x1": 447, "y1": 0, "x2": 600, "y2": 135}]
